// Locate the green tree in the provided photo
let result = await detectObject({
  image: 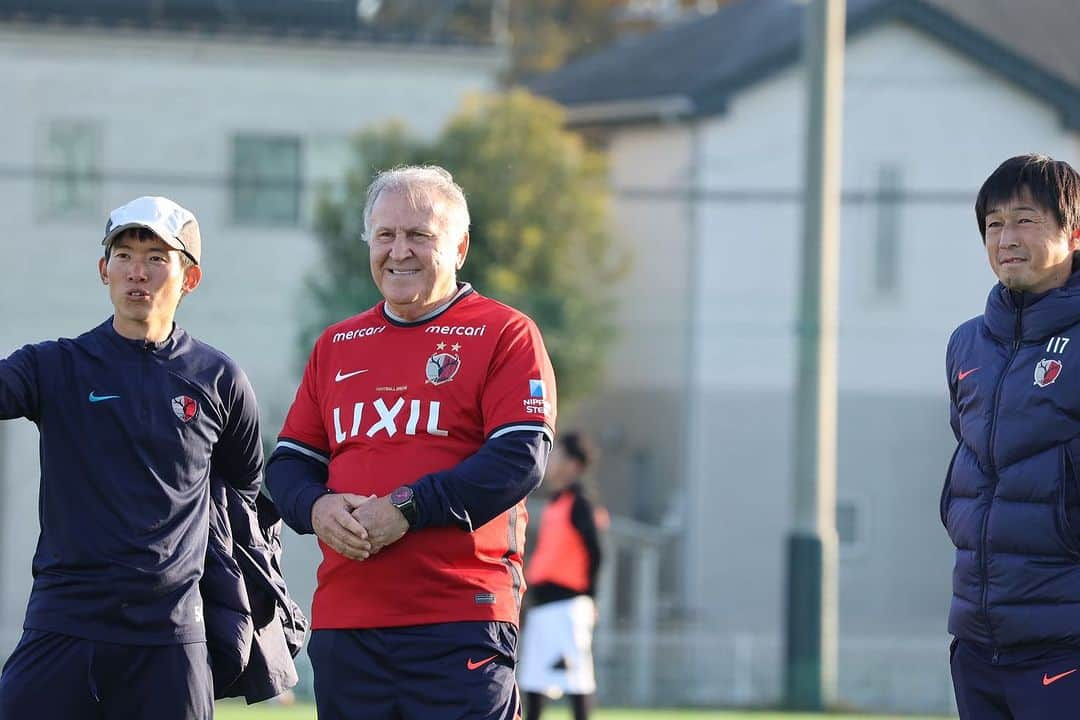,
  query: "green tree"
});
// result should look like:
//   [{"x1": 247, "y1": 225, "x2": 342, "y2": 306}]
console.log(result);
[
  {"x1": 350, "y1": 1, "x2": 726, "y2": 85},
  {"x1": 305, "y1": 90, "x2": 625, "y2": 405},
  {"x1": 356, "y1": 0, "x2": 497, "y2": 45},
  {"x1": 507, "y1": 0, "x2": 614, "y2": 82}
]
